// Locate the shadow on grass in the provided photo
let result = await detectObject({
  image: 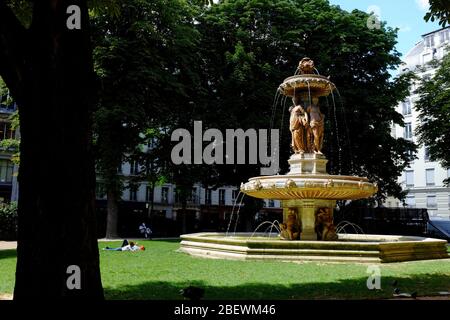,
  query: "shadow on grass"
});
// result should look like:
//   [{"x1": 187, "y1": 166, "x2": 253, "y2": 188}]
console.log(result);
[
  {"x1": 104, "y1": 274, "x2": 450, "y2": 300},
  {"x1": 0, "y1": 249, "x2": 16, "y2": 260}
]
